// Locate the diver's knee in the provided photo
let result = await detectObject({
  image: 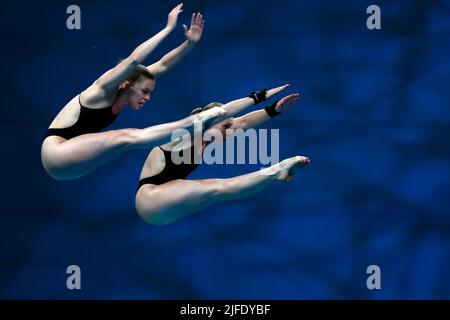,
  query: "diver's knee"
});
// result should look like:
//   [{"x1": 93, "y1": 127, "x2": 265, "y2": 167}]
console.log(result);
[
  {"x1": 136, "y1": 209, "x2": 171, "y2": 226},
  {"x1": 41, "y1": 154, "x2": 79, "y2": 180},
  {"x1": 43, "y1": 164, "x2": 77, "y2": 181},
  {"x1": 135, "y1": 199, "x2": 172, "y2": 226}
]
